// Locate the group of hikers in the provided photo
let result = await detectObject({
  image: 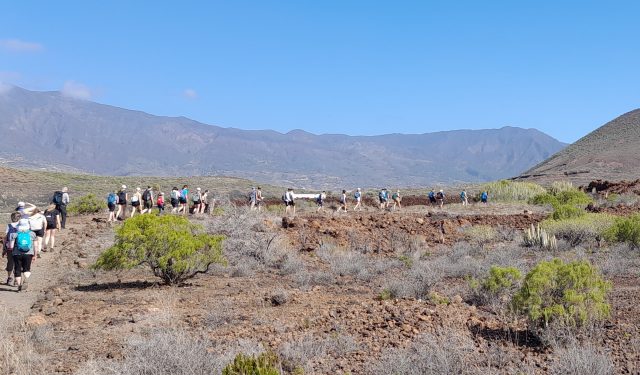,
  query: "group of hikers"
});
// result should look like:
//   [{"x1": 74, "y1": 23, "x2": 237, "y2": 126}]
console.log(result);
[
  {"x1": 106, "y1": 184, "x2": 212, "y2": 223},
  {"x1": 280, "y1": 187, "x2": 490, "y2": 215},
  {"x1": 2, "y1": 189, "x2": 68, "y2": 291}
]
